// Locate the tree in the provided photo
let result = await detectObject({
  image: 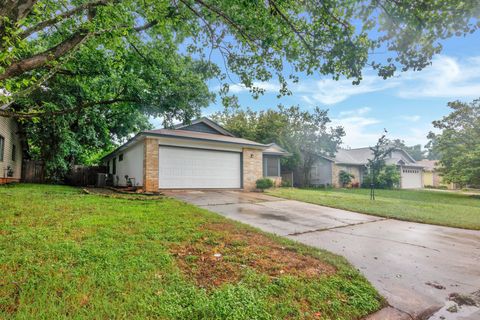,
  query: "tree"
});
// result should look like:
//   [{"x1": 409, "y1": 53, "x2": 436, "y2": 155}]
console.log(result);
[
  {"x1": 213, "y1": 105, "x2": 344, "y2": 186},
  {"x1": 367, "y1": 131, "x2": 395, "y2": 199},
  {"x1": 1, "y1": 0, "x2": 479, "y2": 116},
  {"x1": 427, "y1": 99, "x2": 480, "y2": 187},
  {"x1": 16, "y1": 40, "x2": 215, "y2": 180},
  {"x1": 388, "y1": 139, "x2": 426, "y2": 161}
]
